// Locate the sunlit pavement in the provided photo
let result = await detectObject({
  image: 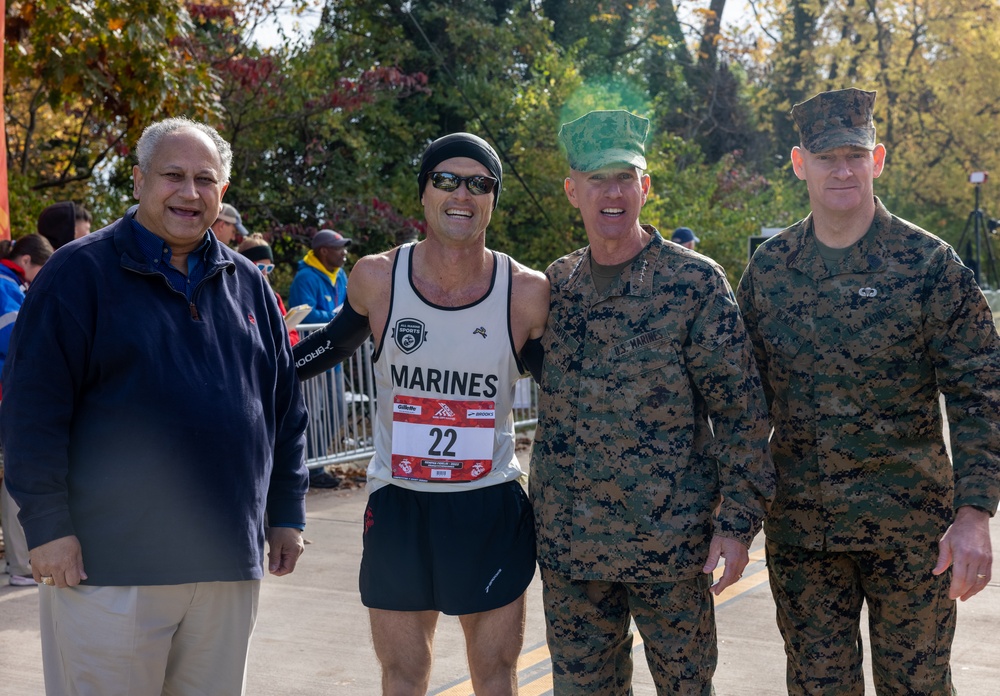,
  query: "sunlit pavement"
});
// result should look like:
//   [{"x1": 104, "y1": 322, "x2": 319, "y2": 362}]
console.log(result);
[{"x1": 3, "y1": 463, "x2": 999, "y2": 695}]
